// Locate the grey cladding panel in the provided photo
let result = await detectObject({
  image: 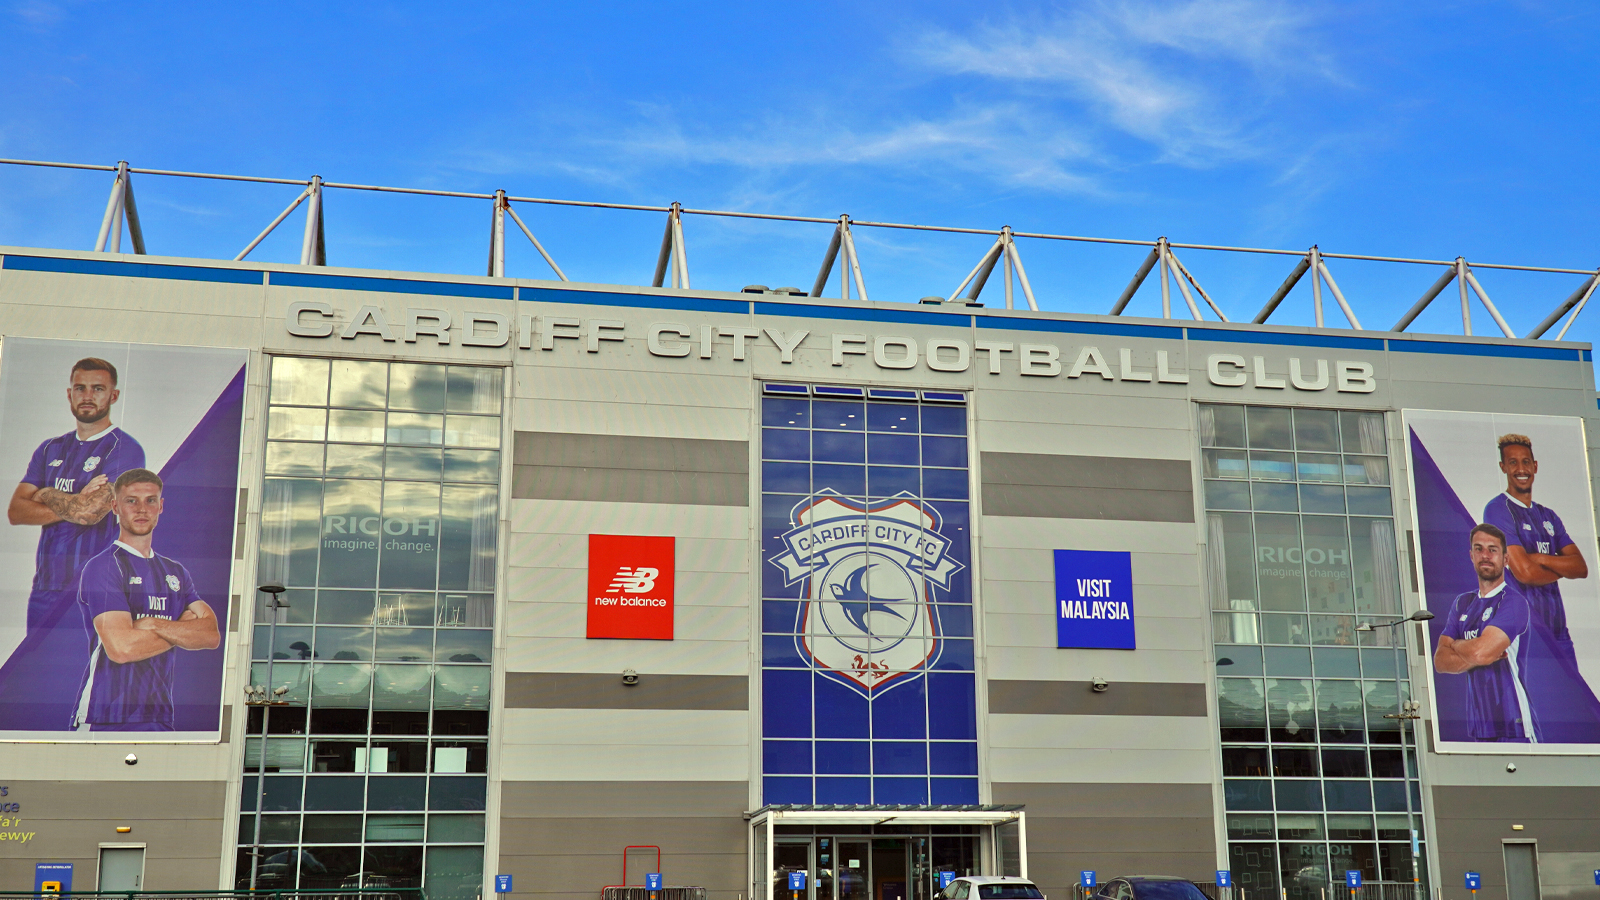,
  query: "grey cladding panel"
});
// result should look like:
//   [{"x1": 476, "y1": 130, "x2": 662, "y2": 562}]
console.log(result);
[
  {"x1": 981, "y1": 452, "x2": 1194, "y2": 522},
  {"x1": 505, "y1": 672, "x2": 749, "y2": 710},
  {"x1": 513, "y1": 431, "x2": 749, "y2": 506},
  {"x1": 989, "y1": 679, "x2": 1208, "y2": 717}
]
